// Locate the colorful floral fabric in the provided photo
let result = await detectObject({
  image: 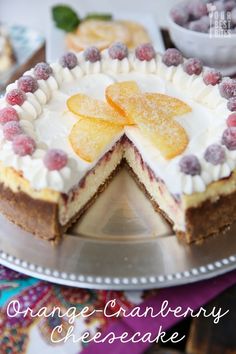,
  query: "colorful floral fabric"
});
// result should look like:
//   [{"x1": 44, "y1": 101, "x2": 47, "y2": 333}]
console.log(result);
[
  {"x1": 1, "y1": 265, "x2": 236, "y2": 354},
  {"x1": 0, "y1": 265, "x2": 148, "y2": 354}
]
